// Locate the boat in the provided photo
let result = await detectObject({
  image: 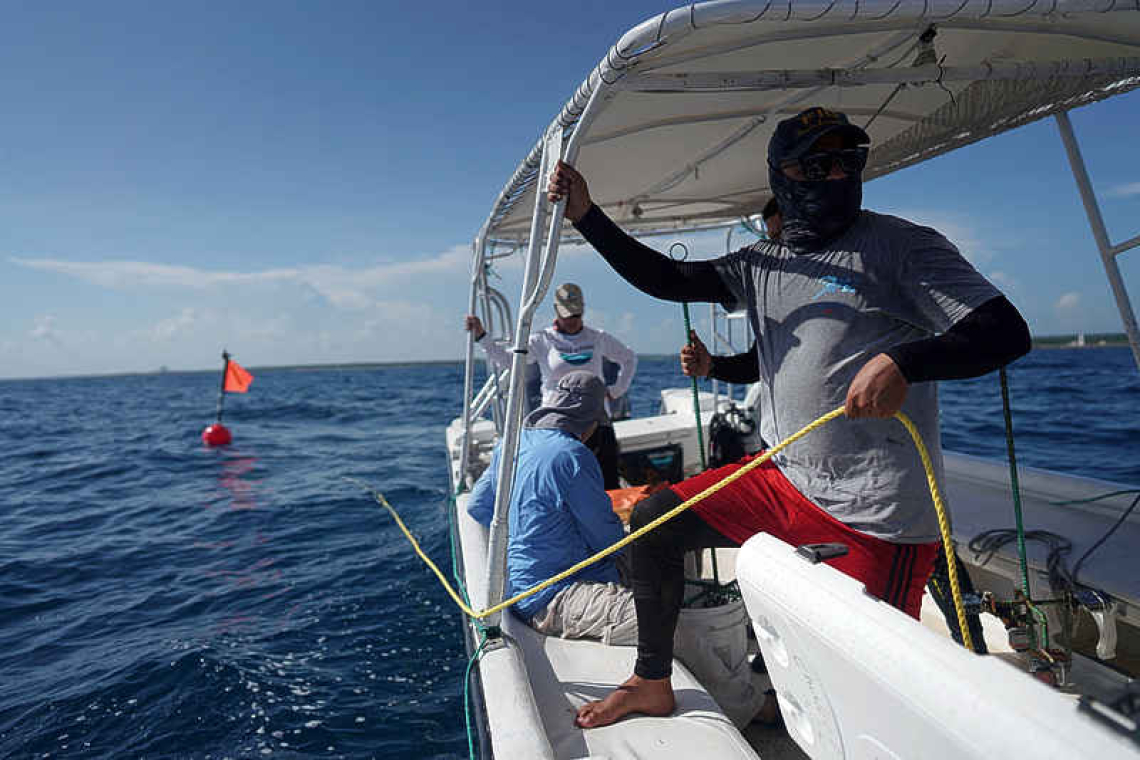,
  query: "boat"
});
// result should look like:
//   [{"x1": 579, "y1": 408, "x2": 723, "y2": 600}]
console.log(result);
[{"x1": 442, "y1": 3, "x2": 1140, "y2": 757}]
